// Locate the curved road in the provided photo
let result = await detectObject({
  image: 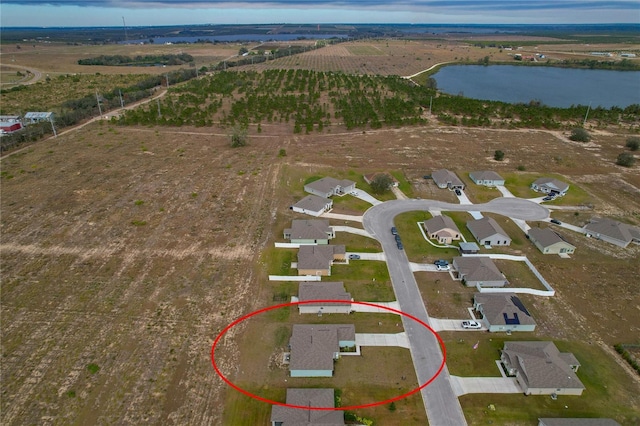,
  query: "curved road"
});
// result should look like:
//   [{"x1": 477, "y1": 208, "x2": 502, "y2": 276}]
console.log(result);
[{"x1": 362, "y1": 197, "x2": 548, "y2": 426}]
